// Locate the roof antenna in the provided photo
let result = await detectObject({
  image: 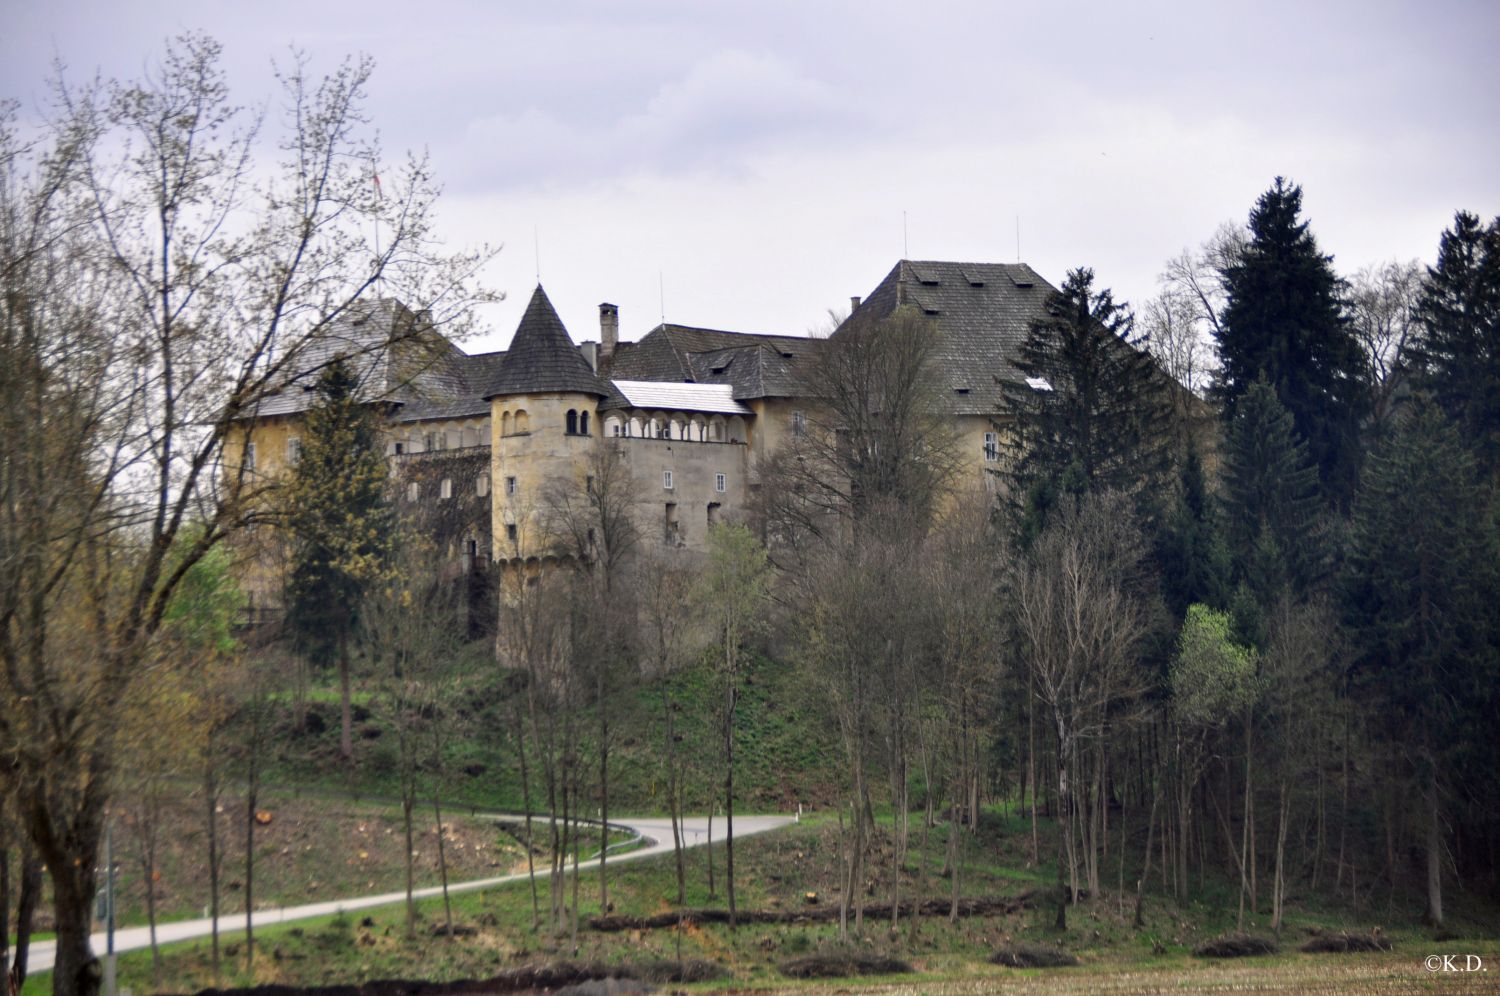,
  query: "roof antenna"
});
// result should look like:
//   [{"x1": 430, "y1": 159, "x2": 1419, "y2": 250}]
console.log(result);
[
  {"x1": 1015, "y1": 215, "x2": 1021, "y2": 263},
  {"x1": 903, "y1": 210, "x2": 909, "y2": 259},
  {"x1": 659, "y1": 270, "x2": 666, "y2": 324},
  {"x1": 533, "y1": 225, "x2": 541, "y2": 283}
]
